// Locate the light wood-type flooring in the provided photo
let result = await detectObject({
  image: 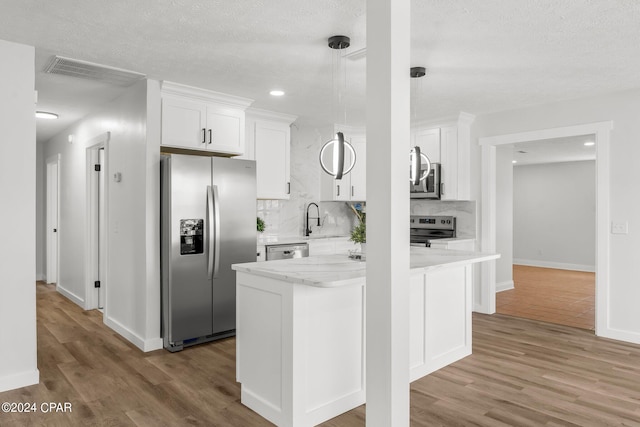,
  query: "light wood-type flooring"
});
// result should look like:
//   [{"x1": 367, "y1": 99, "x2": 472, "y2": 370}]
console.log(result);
[
  {"x1": 3, "y1": 281, "x2": 639, "y2": 426},
  {"x1": 496, "y1": 265, "x2": 595, "y2": 330}
]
